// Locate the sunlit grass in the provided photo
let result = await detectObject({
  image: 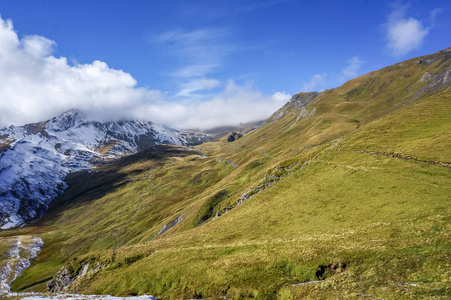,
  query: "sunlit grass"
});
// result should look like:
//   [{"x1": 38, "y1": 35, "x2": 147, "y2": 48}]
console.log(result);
[{"x1": 1, "y1": 49, "x2": 450, "y2": 299}]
